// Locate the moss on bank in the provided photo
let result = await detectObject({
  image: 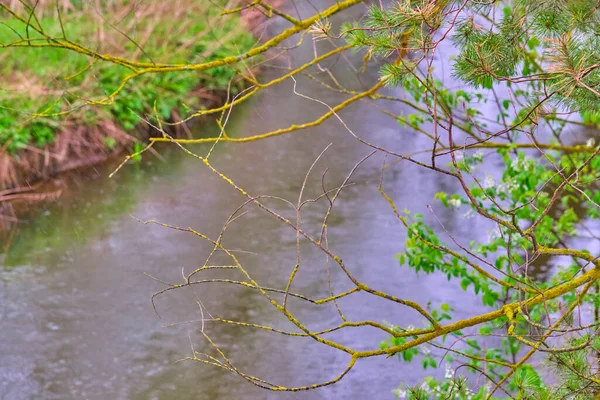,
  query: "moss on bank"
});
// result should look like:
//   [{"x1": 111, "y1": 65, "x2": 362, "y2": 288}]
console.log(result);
[{"x1": 0, "y1": 0, "x2": 255, "y2": 189}]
